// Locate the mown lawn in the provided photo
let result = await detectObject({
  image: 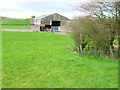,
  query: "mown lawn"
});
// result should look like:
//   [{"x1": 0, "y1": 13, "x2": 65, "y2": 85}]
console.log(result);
[{"x1": 2, "y1": 32, "x2": 118, "y2": 88}]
